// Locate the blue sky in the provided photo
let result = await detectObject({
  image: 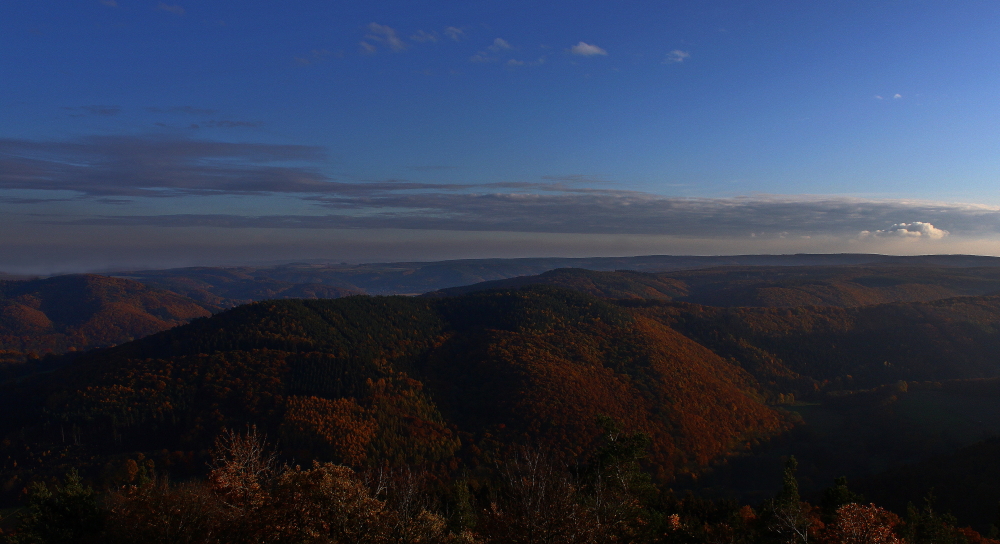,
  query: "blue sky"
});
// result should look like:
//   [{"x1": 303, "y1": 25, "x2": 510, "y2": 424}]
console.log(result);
[{"x1": 3, "y1": 1, "x2": 1000, "y2": 272}]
